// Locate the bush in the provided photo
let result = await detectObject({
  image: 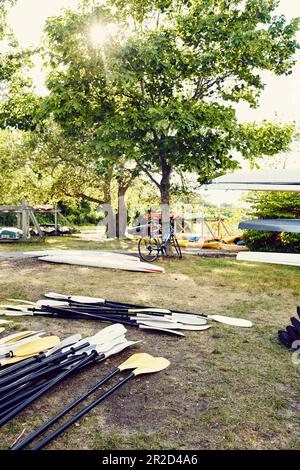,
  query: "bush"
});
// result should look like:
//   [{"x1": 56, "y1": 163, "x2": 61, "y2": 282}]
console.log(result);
[
  {"x1": 243, "y1": 230, "x2": 300, "y2": 253},
  {"x1": 243, "y1": 192, "x2": 300, "y2": 253}
]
